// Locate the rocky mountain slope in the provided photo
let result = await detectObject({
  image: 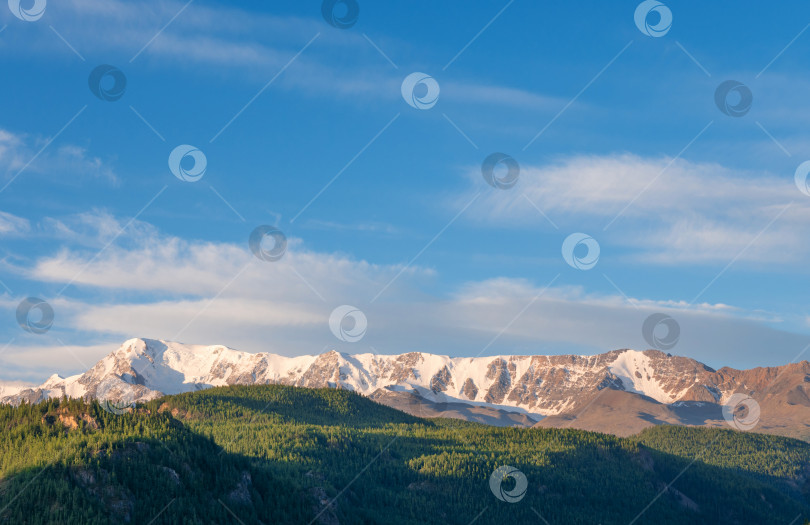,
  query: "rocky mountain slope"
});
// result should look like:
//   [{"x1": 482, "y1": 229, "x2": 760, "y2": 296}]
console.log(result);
[{"x1": 2, "y1": 338, "x2": 809, "y2": 439}]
